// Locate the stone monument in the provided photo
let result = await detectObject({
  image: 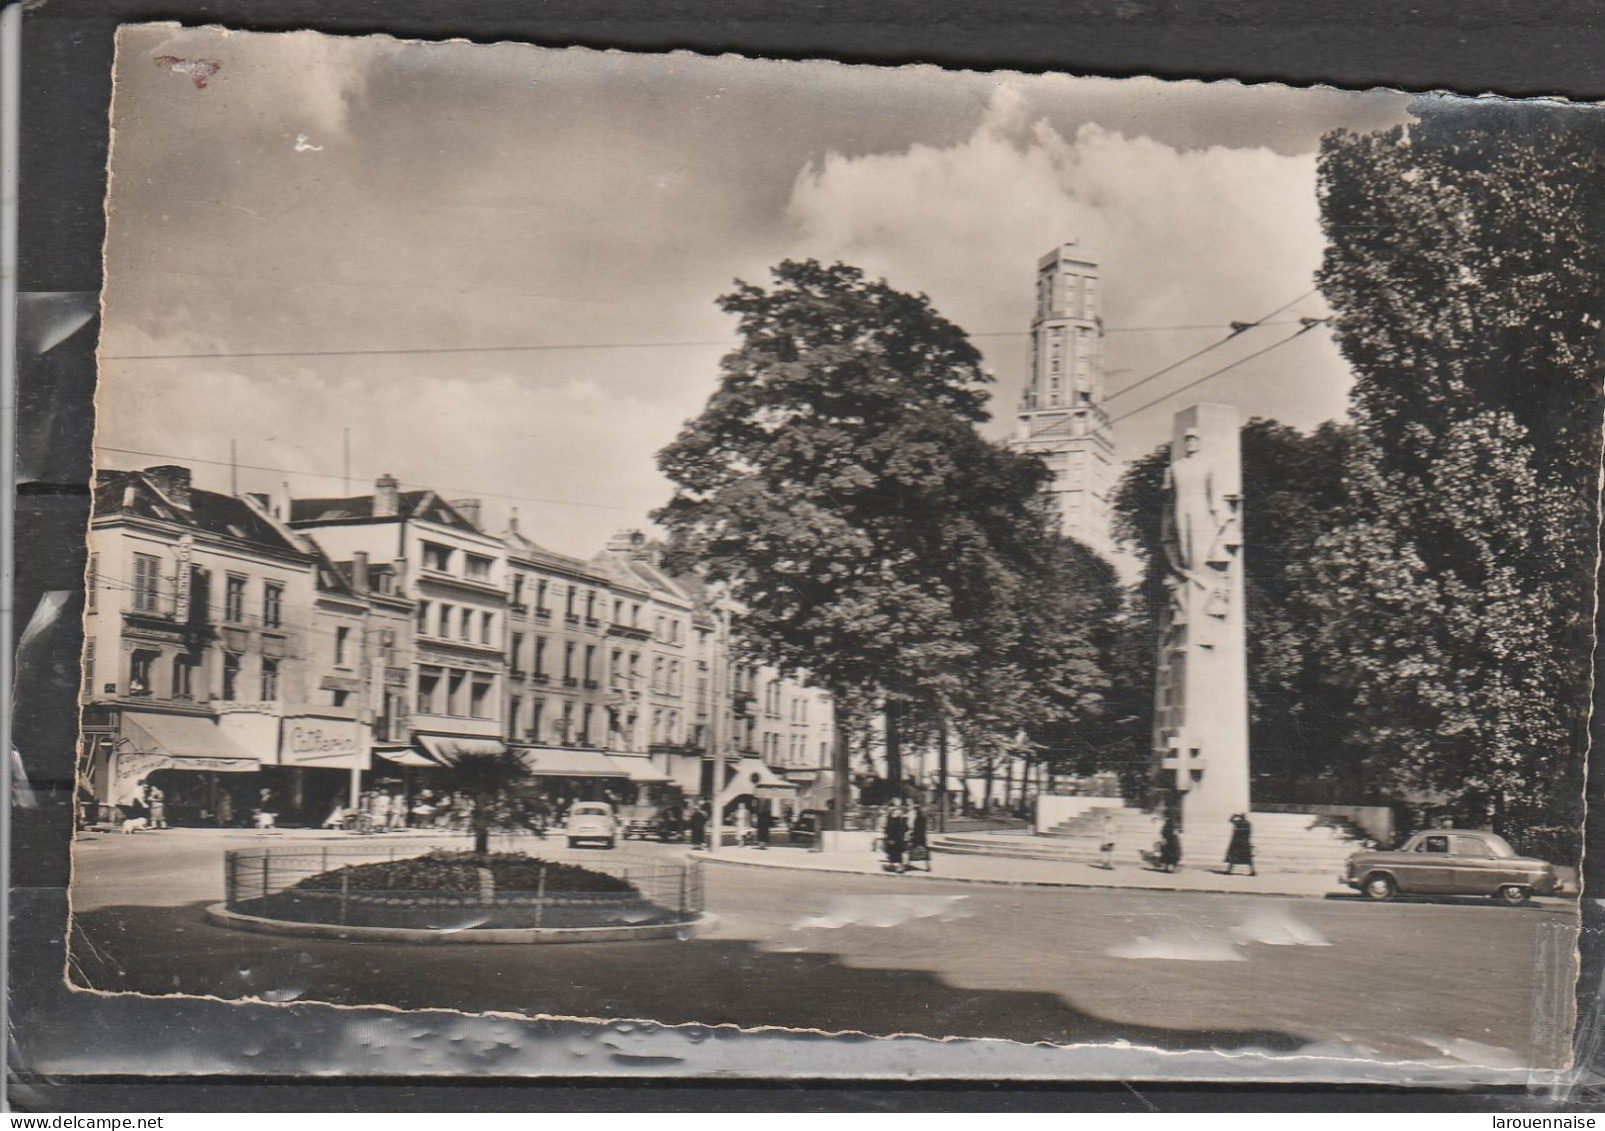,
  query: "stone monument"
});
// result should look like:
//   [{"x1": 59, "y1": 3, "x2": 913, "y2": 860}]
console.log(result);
[{"x1": 1152, "y1": 403, "x2": 1250, "y2": 863}]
